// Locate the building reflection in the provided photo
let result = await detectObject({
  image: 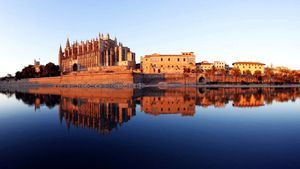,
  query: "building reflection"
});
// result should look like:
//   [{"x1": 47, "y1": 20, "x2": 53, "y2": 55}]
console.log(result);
[
  {"x1": 140, "y1": 88, "x2": 196, "y2": 116},
  {"x1": 59, "y1": 97, "x2": 135, "y2": 134},
  {"x1": 3, "y1": 87, "x2": 300, "y2": 134},
  {"x1": 31, "y1": 88, "x2": 136, "y2": 134}
]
